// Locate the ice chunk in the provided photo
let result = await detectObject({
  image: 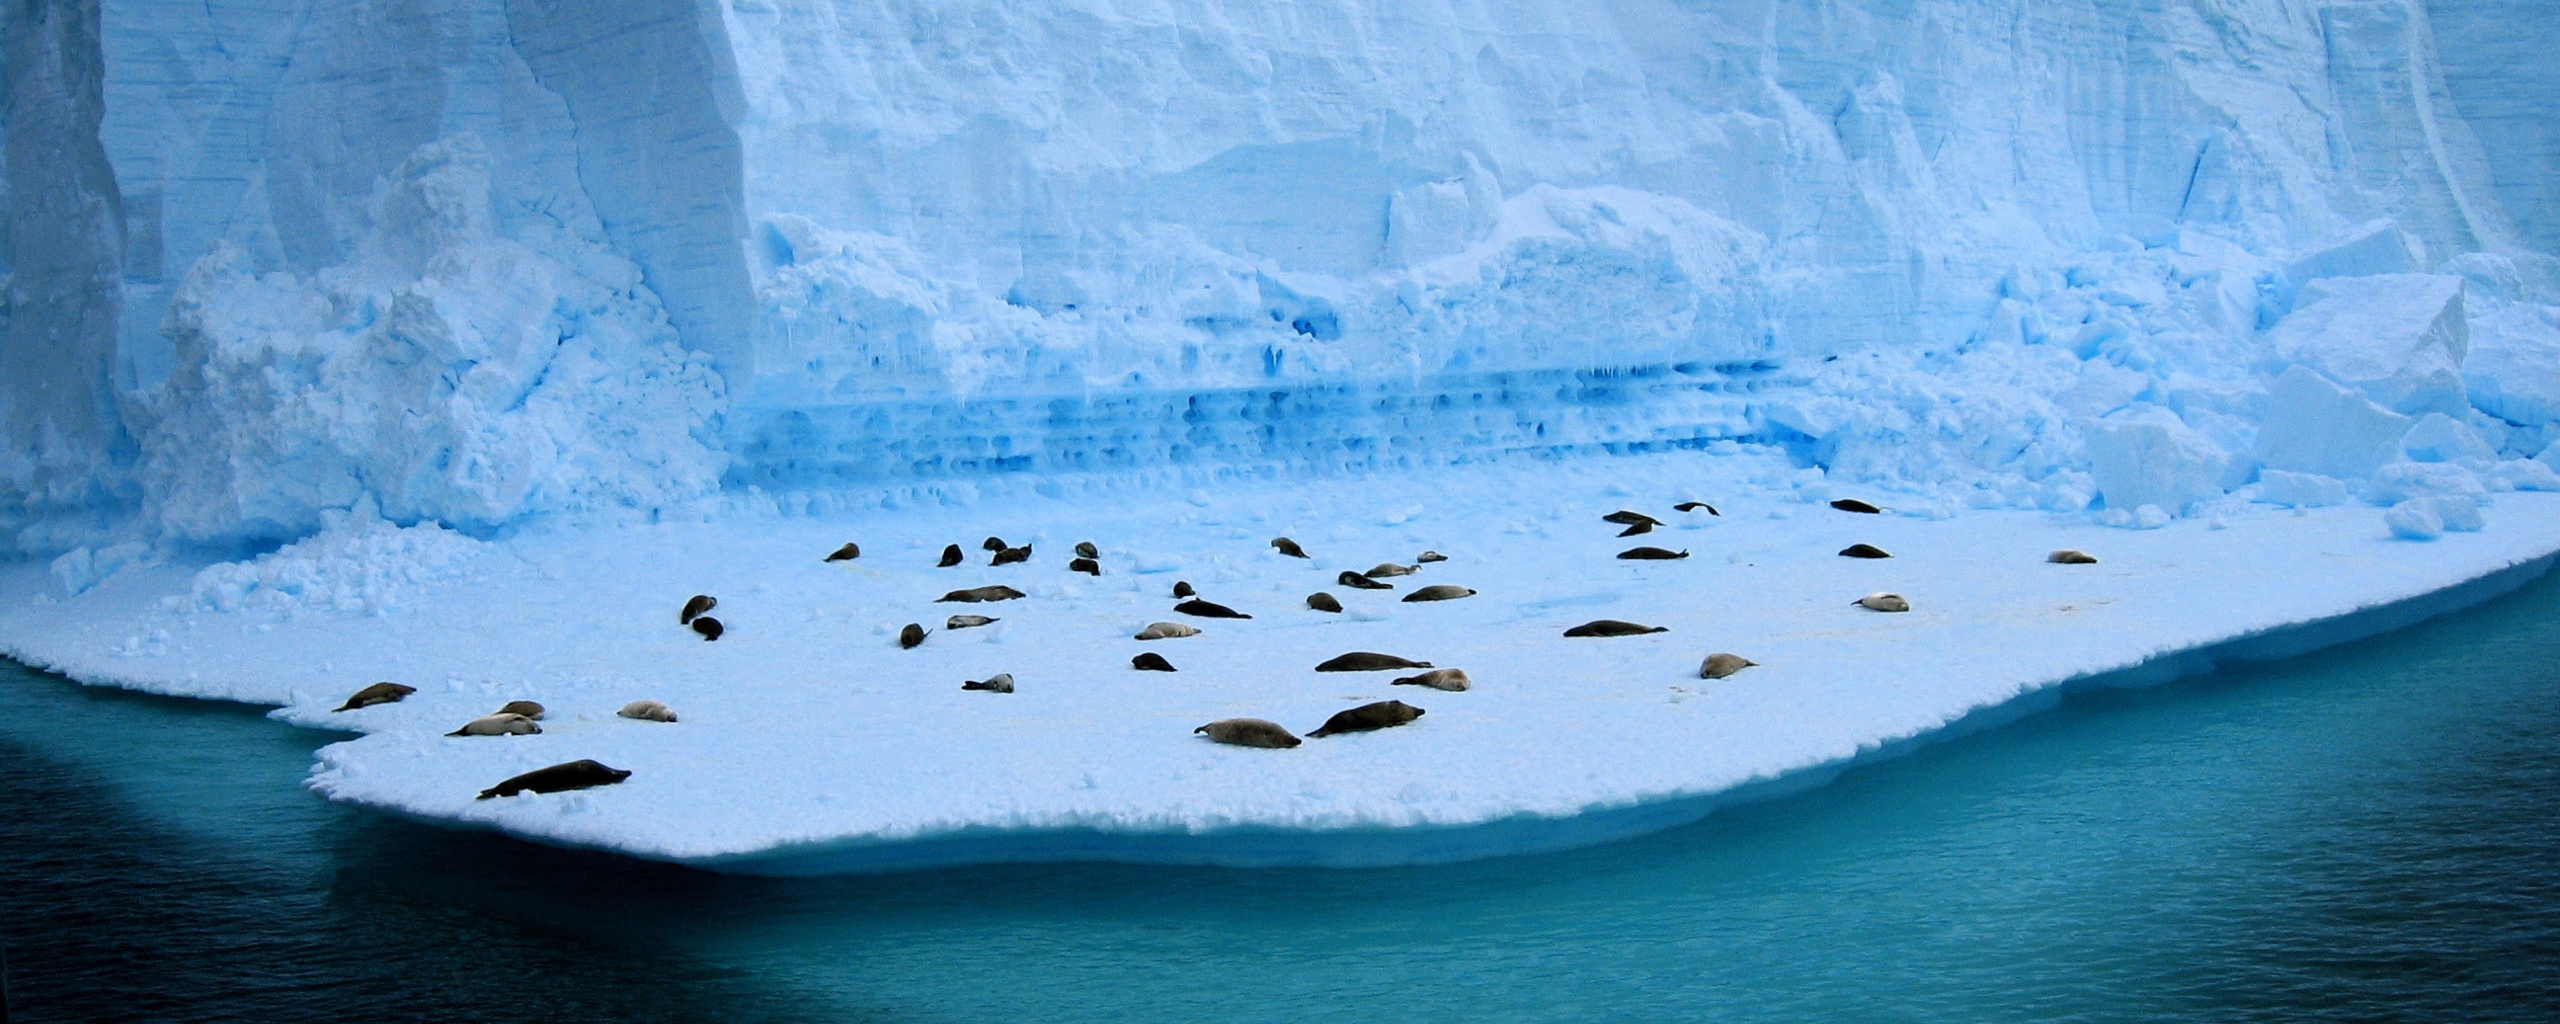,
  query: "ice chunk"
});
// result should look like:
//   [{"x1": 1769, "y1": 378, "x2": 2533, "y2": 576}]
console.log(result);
[
  {"x1": 2385, "y1": 499, "x2": 2444, "y2": 540},
  {"x1": 2256, "y1": 470, "x2": 2353, "y2": 508},
  {"x1": 2254, "y1": 365, "x2": 2412, "y2": 480},
  {"x1": 2401, "y1": 413, "x2": 2498, "y2": 465},
  {"x1": 2263, "y1": 274, "x2": 2469, "y2": 417},
  {"x1": 2083, "y1": 405, "x2": 2228, "y2": 515},
  {"x1": 2363, "y1": 462, "x2": 2489, "y2": 506},
  {"x1": 2283, "y1": 220, "x2": 2416, "y2": 289},
  {"x1": 2463, "y1": 303, "x2": 2560, "y2": 426}
]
